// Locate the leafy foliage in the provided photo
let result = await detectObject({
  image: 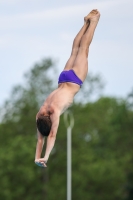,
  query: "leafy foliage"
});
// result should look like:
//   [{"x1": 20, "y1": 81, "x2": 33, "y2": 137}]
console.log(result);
[{"x1": 0, "y1": 58, "x2": 133, "y2": 200}]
